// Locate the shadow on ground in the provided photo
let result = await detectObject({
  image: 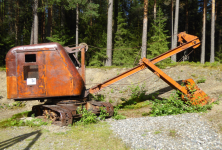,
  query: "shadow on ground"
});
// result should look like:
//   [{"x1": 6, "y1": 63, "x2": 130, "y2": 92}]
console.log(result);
[{"x1": 0, "y1": 130, "x2": 42, "y2": 150}]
